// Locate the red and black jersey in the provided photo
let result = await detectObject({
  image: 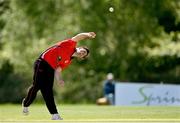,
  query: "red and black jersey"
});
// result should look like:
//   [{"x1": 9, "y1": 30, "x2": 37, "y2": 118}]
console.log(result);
[{"x1": 40, "y1": 39, "x2": 77, "y2": 70}]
